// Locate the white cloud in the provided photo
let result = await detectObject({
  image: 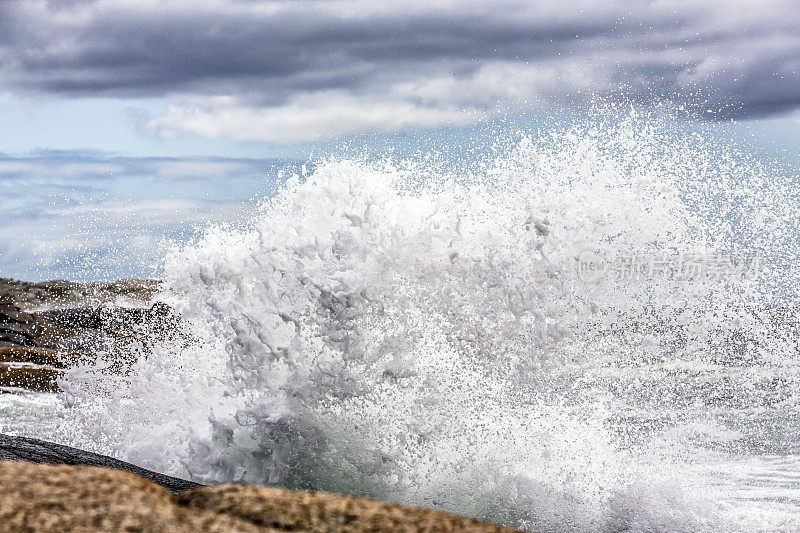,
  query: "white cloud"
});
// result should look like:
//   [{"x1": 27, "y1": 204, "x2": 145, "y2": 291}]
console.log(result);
[
  {"x1": 146, "y1": 93, "x2": 484, "y2": 143},
  {"x1": 0, "y1": 195, "x2": 258, "y2": 282},
  {"x1": 2, "y1": 0, "x2": 800, "y2": 143},
  {"x1": 0, "y1": 160, "x2": 124, "y2": 178},
  {"x1": 0, "y1": 152, "x2": 294, "y2": 281}
]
